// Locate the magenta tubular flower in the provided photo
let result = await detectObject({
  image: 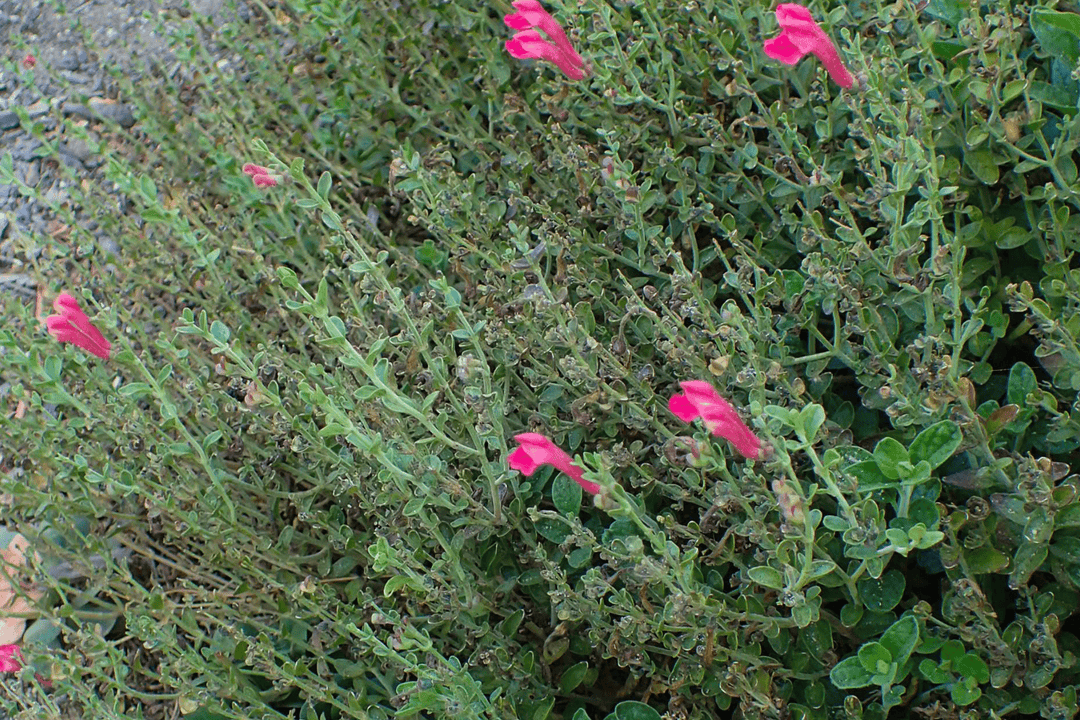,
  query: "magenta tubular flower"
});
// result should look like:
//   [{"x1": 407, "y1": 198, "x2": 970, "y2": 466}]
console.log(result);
[
  {"x1": 242, "y1": 162, "x2": 280, "y2": 187},
  {"x1": 45, "y1": 293, "x2": 112, "y2": 360},
  {"x1": 21, "y1": 53, "x2": 35, "y2": 70},
  {"x1": 668, "y1": 381, "x2": 764, "y2": 460},
  {"x1": 504, "y1": 0, "x2": 586, "y2": 80},
  {"x1": 763, "y1": 3, "x2": 854, "y2": 89},
  {"x1": 0, "y1": 644, "x2": 21, "y2": 673},
  {"x1": 508, "y1": 432, "x2": 601, "y2": 494}
]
